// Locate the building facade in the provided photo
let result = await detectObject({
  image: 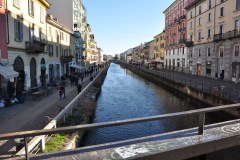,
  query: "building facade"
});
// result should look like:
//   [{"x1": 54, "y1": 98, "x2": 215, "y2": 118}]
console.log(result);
[
  {"x1": 46, "y1": 15, "x2": 75, "y2": 82},
  {"x1": 47, "y1": 0, "x2": 87, "y2": 67},
  {"x1": 164, "y1": 0, "x2": 188, "y2": 71},
  {"x1": 6, "y1": 0, "x2": 50, "y2": 96},
  {"x1": 186, "y1": 0, "x2": 240, "y2": 81}
]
